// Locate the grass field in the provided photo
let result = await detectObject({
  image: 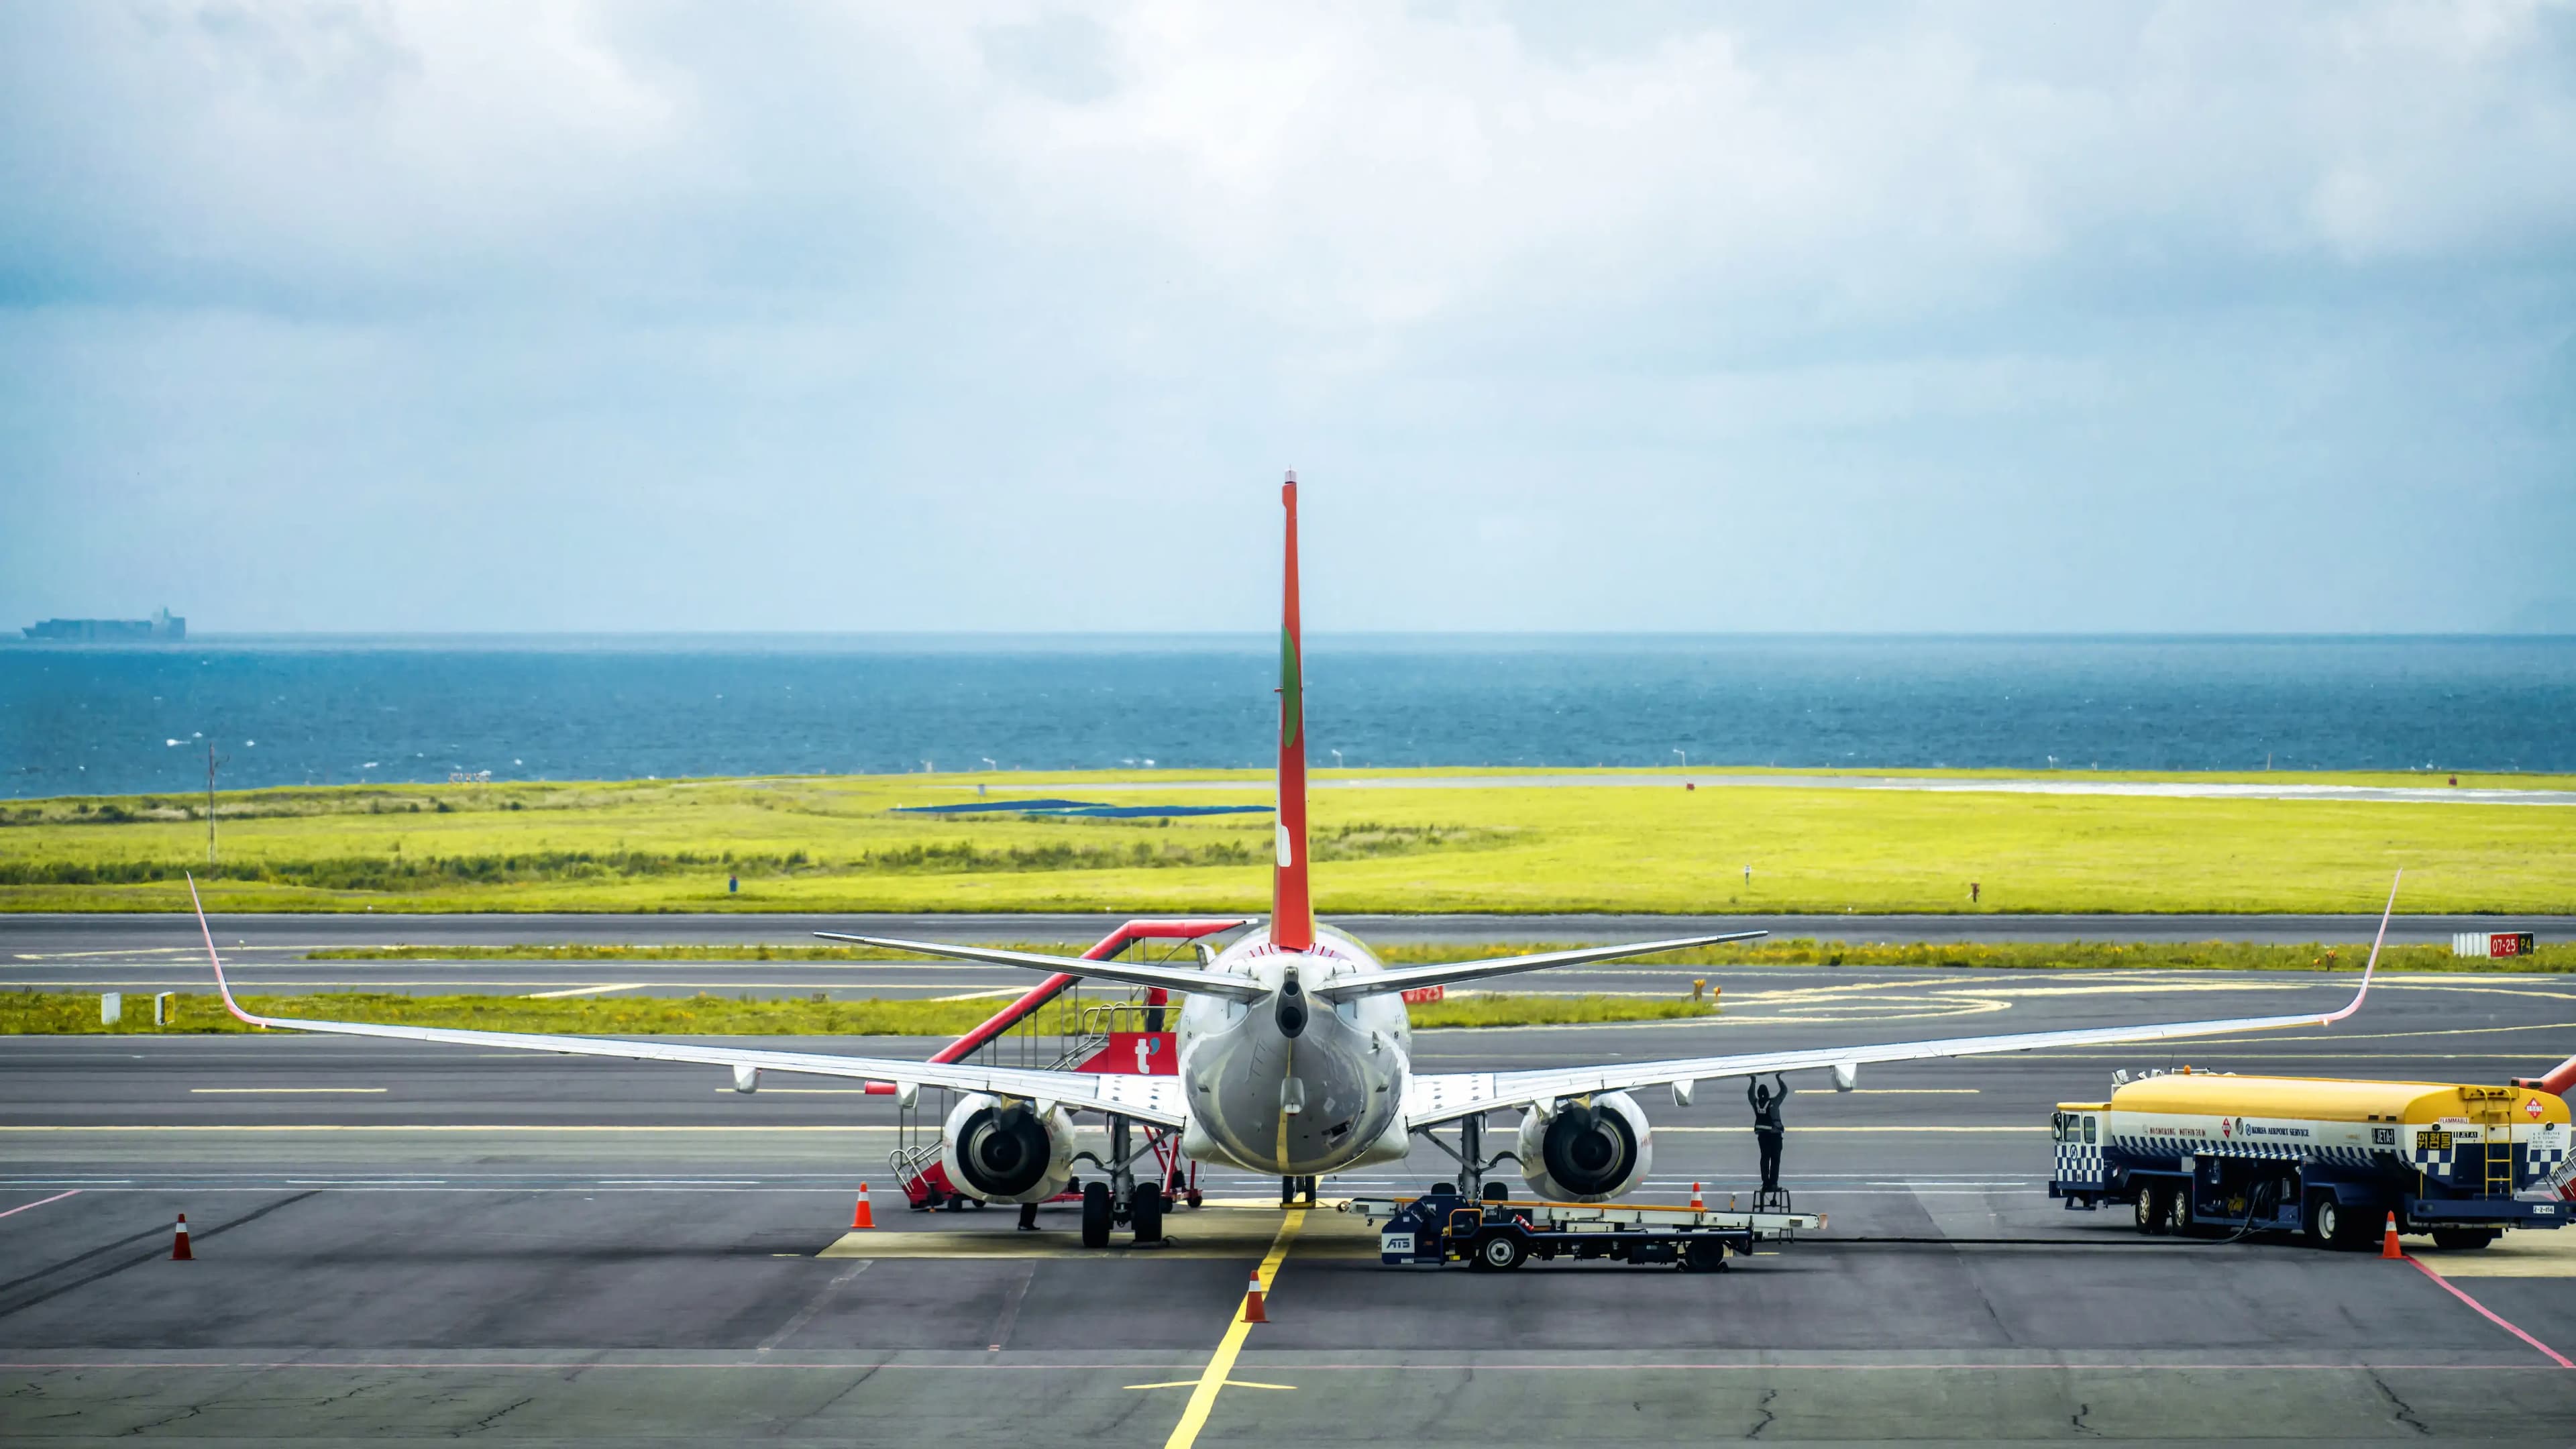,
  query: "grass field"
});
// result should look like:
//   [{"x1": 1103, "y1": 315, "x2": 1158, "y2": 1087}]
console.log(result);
[
  {"x1": 304, "y1": 938, "x2": 2564, "y2": 972},
  {"x1": 0, "y1": 990, "x2": 1713, "y2": 1036},
  {"x1": 3, "y1": 767, "x2": 2571, "y2": 914}
]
